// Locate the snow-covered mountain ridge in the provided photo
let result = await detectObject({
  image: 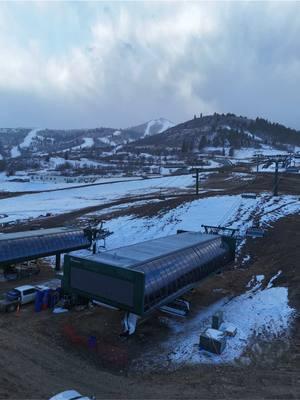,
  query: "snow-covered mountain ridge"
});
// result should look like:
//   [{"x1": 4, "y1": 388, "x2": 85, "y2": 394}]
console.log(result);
[
  {"x1": 125, "y1": 113, "x2": 300, "y2": 155},
  {"x1": 0, "y1": 118, "x2": 174, "y2": 160},
  {"x1": 128, "y1": 118, "x2": 175, "y2": 137}
]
